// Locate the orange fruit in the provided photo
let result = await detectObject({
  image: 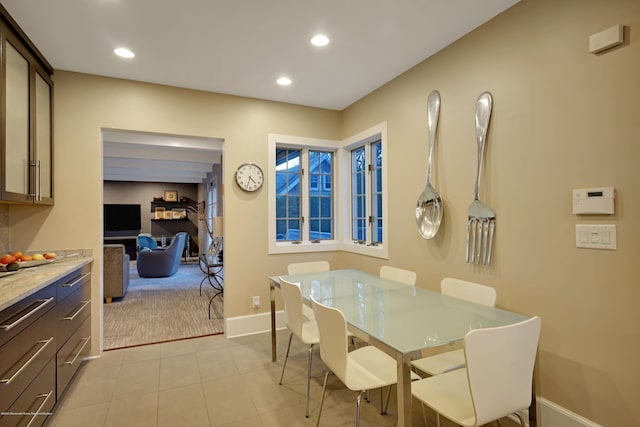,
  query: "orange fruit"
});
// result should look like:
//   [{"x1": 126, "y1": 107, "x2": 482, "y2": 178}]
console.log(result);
[{"x1": 20, "y1": 254, "x2": 33, "y2": 261}]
